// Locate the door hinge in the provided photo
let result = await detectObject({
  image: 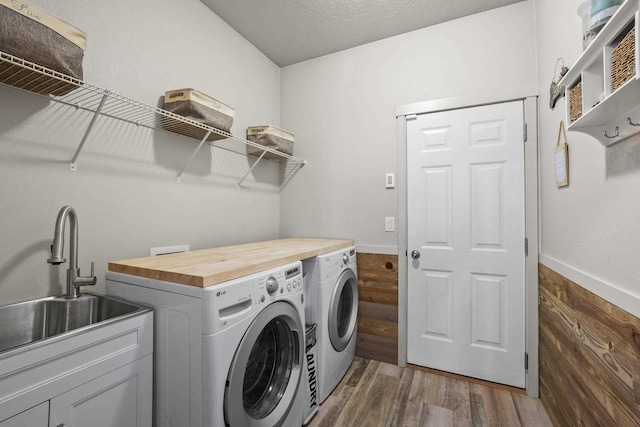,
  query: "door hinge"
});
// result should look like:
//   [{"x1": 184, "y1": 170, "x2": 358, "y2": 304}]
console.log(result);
[
  {"x1": 525, "y1": 352, "x2": 529, "y2": 370},
  {"x1": 523, "y1": 123, "x2": 528, "y2": 142},
  {"x1": 406, "y1": 114, "x2": 417, "y2": 121},
  {"x1": 524, "y1": 238, "x2": 529, "y2": 256}
]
